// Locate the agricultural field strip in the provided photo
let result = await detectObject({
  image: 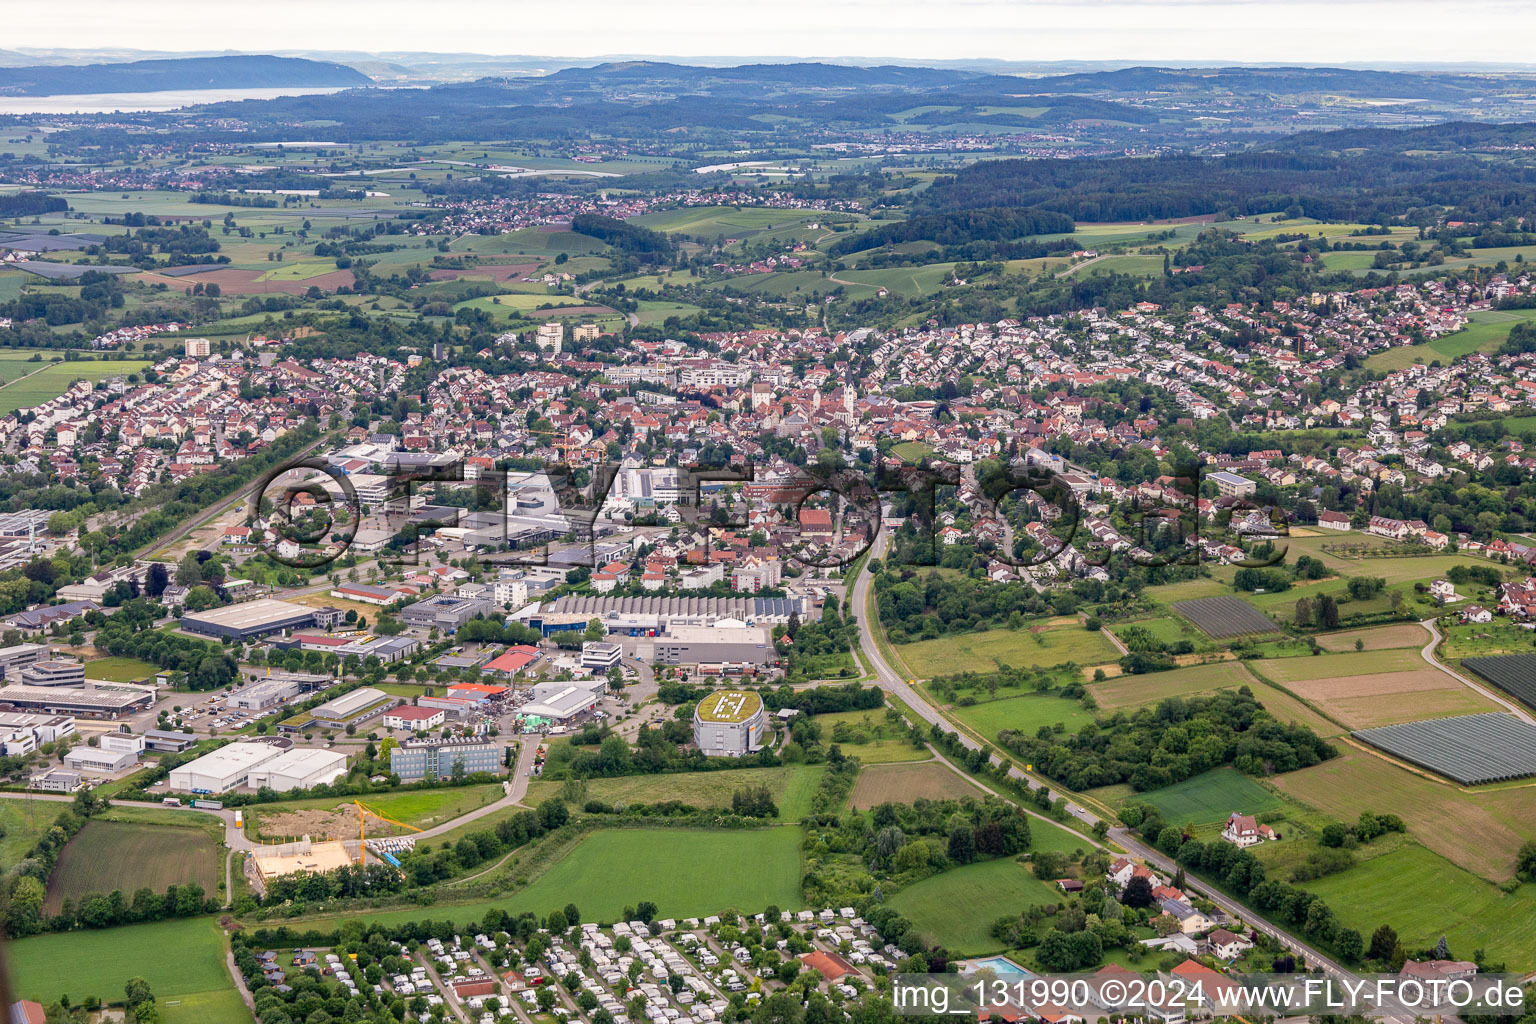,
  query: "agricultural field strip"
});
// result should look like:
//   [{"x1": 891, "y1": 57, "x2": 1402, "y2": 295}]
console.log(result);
[{"x1": 1351, "y1": 712, "x2": 1536, "y2": 785}]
